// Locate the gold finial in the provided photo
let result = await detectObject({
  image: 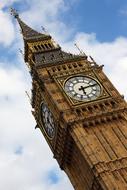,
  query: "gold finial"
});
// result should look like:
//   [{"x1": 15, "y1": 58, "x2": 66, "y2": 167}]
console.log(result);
[{"x1": 10, "y1": 8, "x2": 19, "y2": 18}]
